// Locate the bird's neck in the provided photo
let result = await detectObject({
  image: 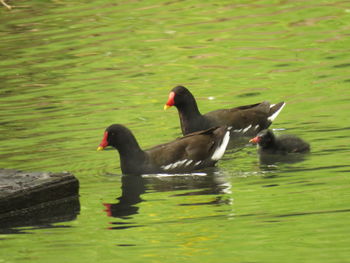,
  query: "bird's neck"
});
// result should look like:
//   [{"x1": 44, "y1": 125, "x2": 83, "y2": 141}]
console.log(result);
[
  {"x1": 114, "y1": 134, "x2": 146, "y2": 172},
  {"x1": 176, "y1": 101, "x2": 202, "y2": 134},
  {"x1": 261, "y1": 138, "x2": 277, "y2": 150}
]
